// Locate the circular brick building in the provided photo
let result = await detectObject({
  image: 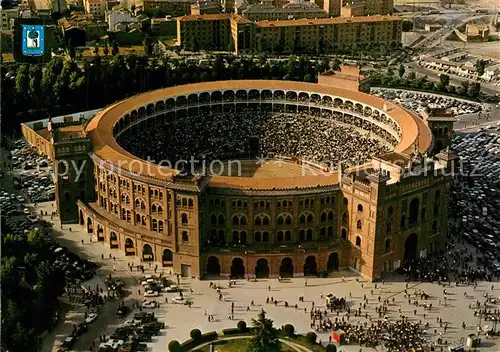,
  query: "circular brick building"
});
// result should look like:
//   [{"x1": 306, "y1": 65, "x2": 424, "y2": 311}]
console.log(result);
[{"x1": 74, "y1": 80, "x2": 452, "y2": 280}]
